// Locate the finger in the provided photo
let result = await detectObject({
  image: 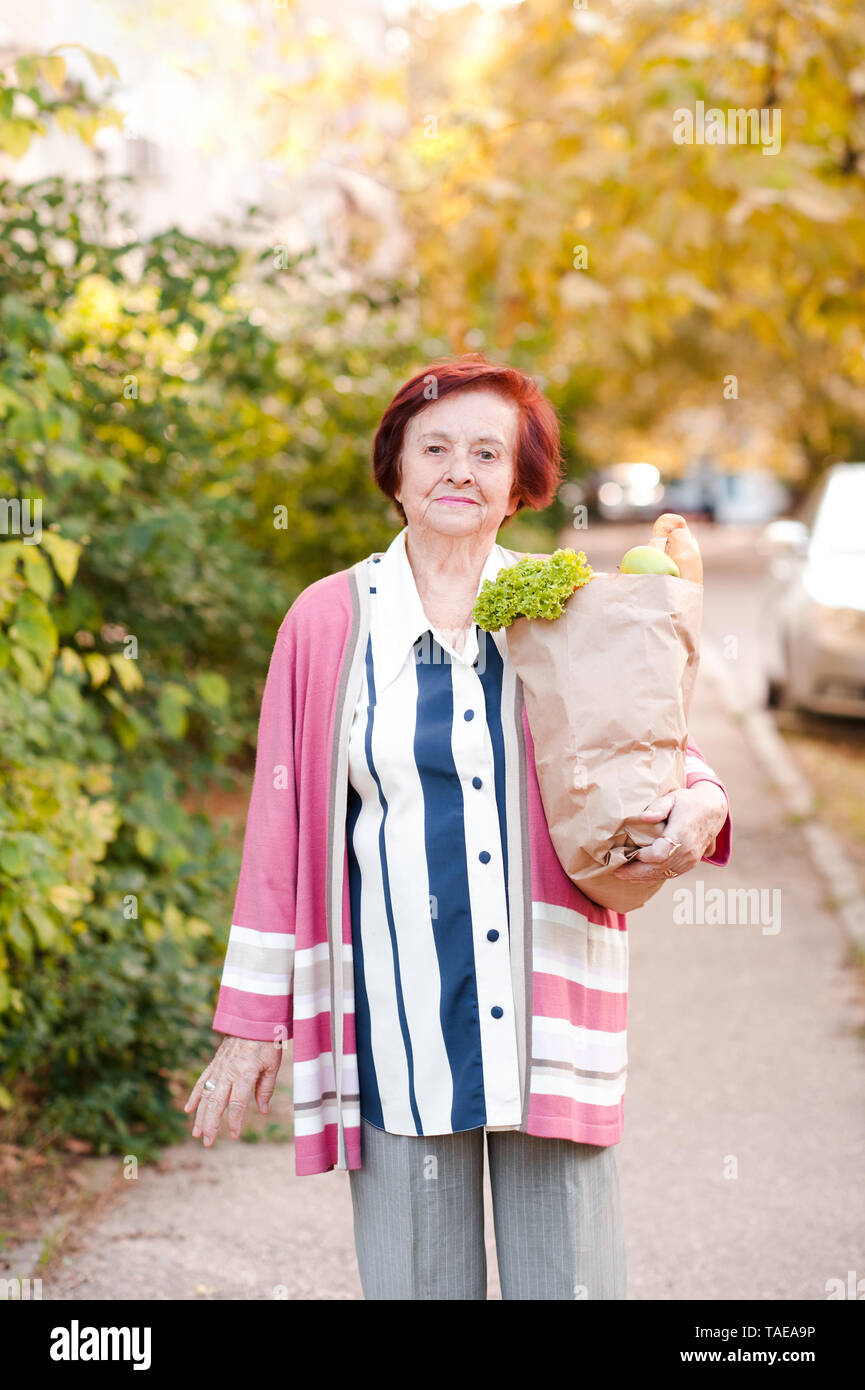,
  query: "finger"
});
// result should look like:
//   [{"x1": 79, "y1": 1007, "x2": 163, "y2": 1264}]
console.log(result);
[
  {"x1": 644, "y1": 847, "x2": 698, "y2": 877},
  {"x1": 255, "y1": 1066, "x2": 279, "y2": 1115},
  {"x1": 226, "y1": 1083, "x2": 253, "y2": 1139},
  {"x1": 652, "y1": 804, "x2": 692, "y2": 847},
  {"x1": 632, "y1": 835, "x2": 681, "y2": 865},
  {"x1": 187, "y1": 1072, "x2": 216, "y2": 1126},
  {"x1": 612, "y1": 861, "x2": 667, "y2": 882},
  {"x1": 191, "y1": 1086, "x2": 216, "y2": 1139},
  {"x1": 613, "y1": 839, "x2": 670, "y2": 876},
  {"x1": 184, "y1": 1070, "x2": 213, "y2": 1114},
  {"x1": 635, "y1": 792, "x2": 676, "y2": 822},
  {"x1": 614, "y1": 827, "x2": 691, "y2": 875},
  {"x1": 200, "y1": 1081, "x2": 232, "y2": 1146},
  {"x1": 192, "y1": 1079, "x2": 228, "y2": 1144}
]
